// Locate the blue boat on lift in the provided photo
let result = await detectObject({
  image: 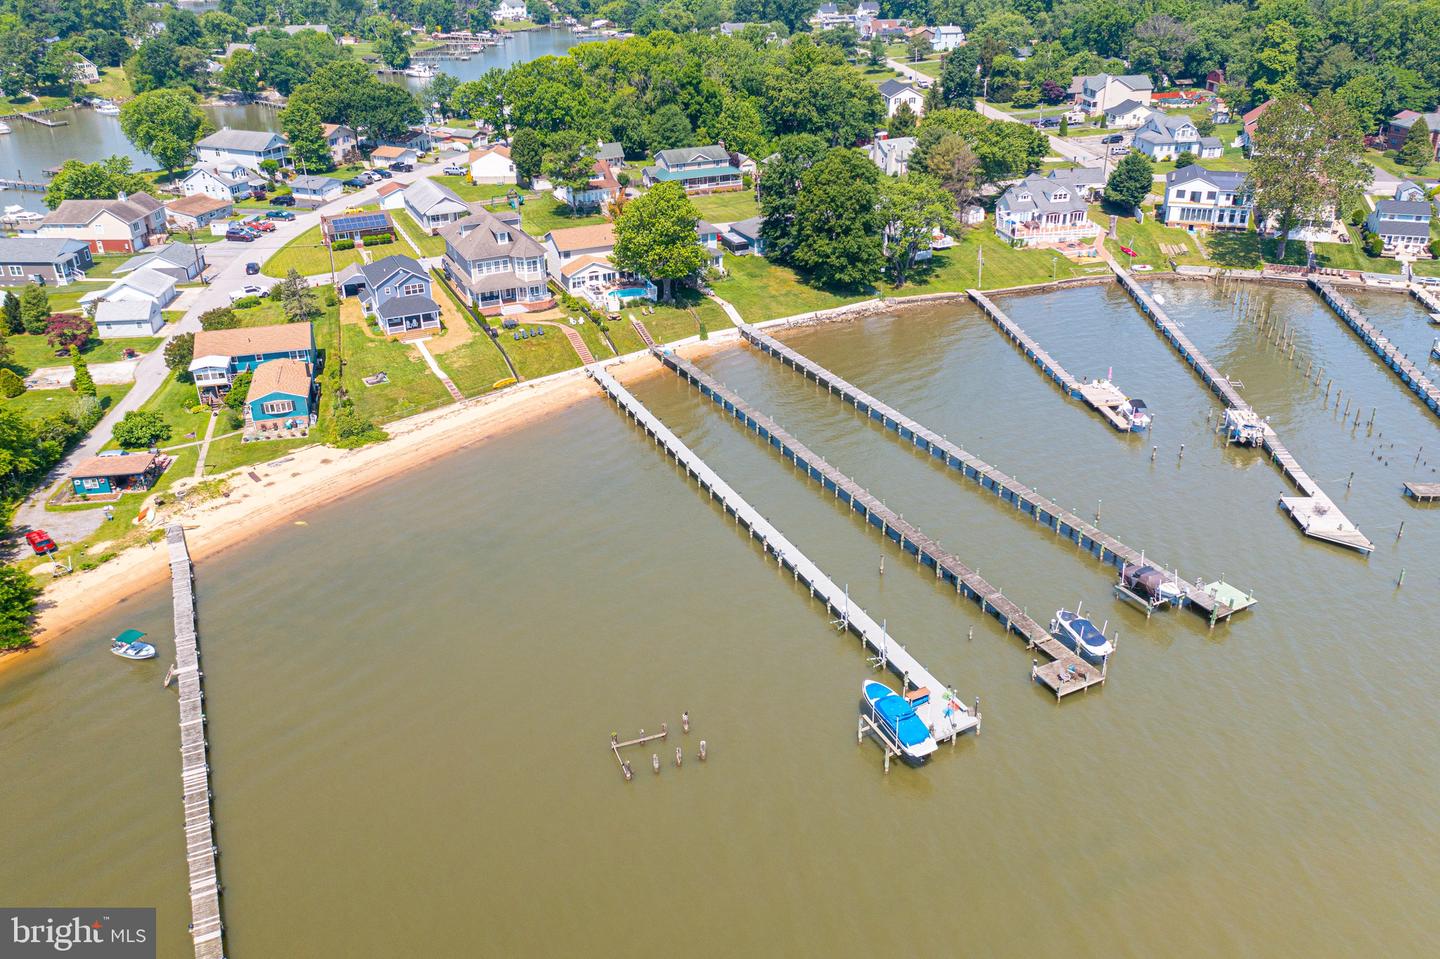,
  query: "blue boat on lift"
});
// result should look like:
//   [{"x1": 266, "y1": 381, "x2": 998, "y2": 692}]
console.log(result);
[{"x1": 861, "y1": 680, "x2": 938, "y2": 764}]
